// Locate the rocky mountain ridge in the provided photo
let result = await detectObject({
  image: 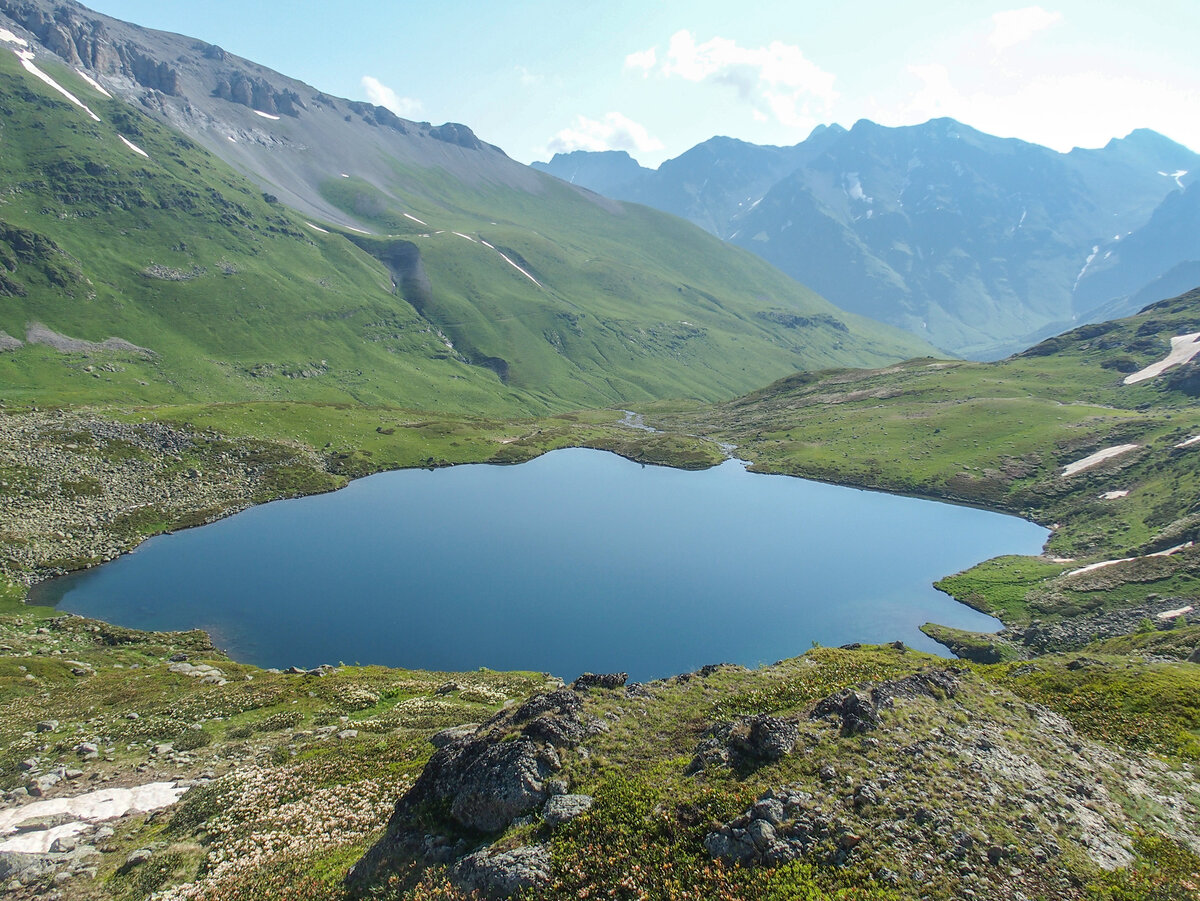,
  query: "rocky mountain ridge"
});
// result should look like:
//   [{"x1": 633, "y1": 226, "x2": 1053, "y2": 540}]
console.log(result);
[{"x1": 536, "y1": 121, "x2": 1200, "y2": 358}]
